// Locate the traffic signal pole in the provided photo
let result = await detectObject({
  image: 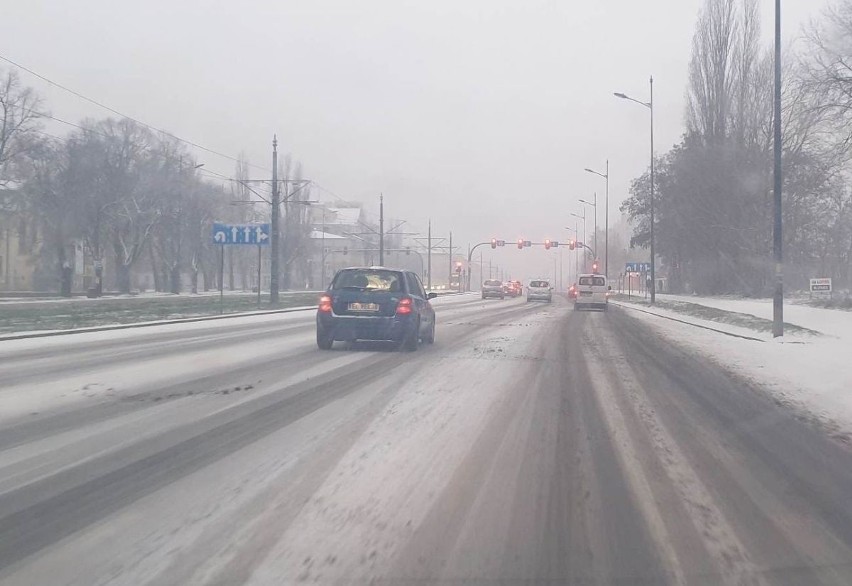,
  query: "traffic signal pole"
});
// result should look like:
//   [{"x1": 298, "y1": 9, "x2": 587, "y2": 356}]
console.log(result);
[{"x1": 468, "y1": 241, "x2": 498, "y2": 290}]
